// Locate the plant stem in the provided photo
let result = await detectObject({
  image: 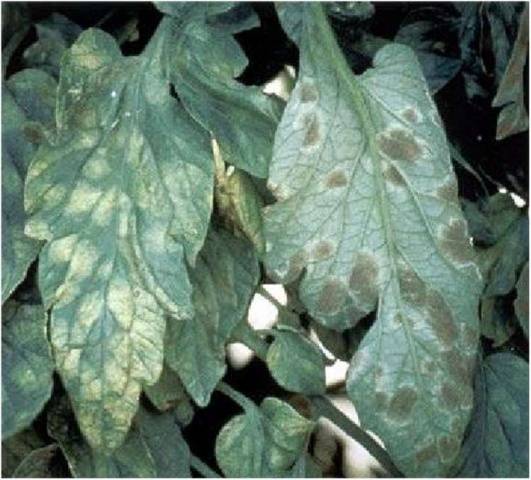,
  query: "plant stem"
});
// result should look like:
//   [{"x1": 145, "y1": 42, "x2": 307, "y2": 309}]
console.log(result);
[
  {"x1": 217, "y1": 381, "x2": 256, "y2": 411},
  {"x1": 309, "y1": 396, "x2": 403, "y2": 477},
  {"x1": 230, "y1": 322, "x2": 269, "y2": 361},
  {"x1": 258, "y1": 285, "x2": 287, "y2": 311},
  {"x1": 190, "y1": 454, "x2": 221, "y2": 478}
]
